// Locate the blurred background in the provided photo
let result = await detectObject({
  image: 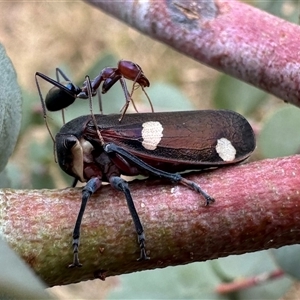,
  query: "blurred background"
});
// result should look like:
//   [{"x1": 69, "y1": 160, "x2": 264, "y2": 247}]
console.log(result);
[{"x1": 1, "y1": 1, "x2": 300, "y2": 299}]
